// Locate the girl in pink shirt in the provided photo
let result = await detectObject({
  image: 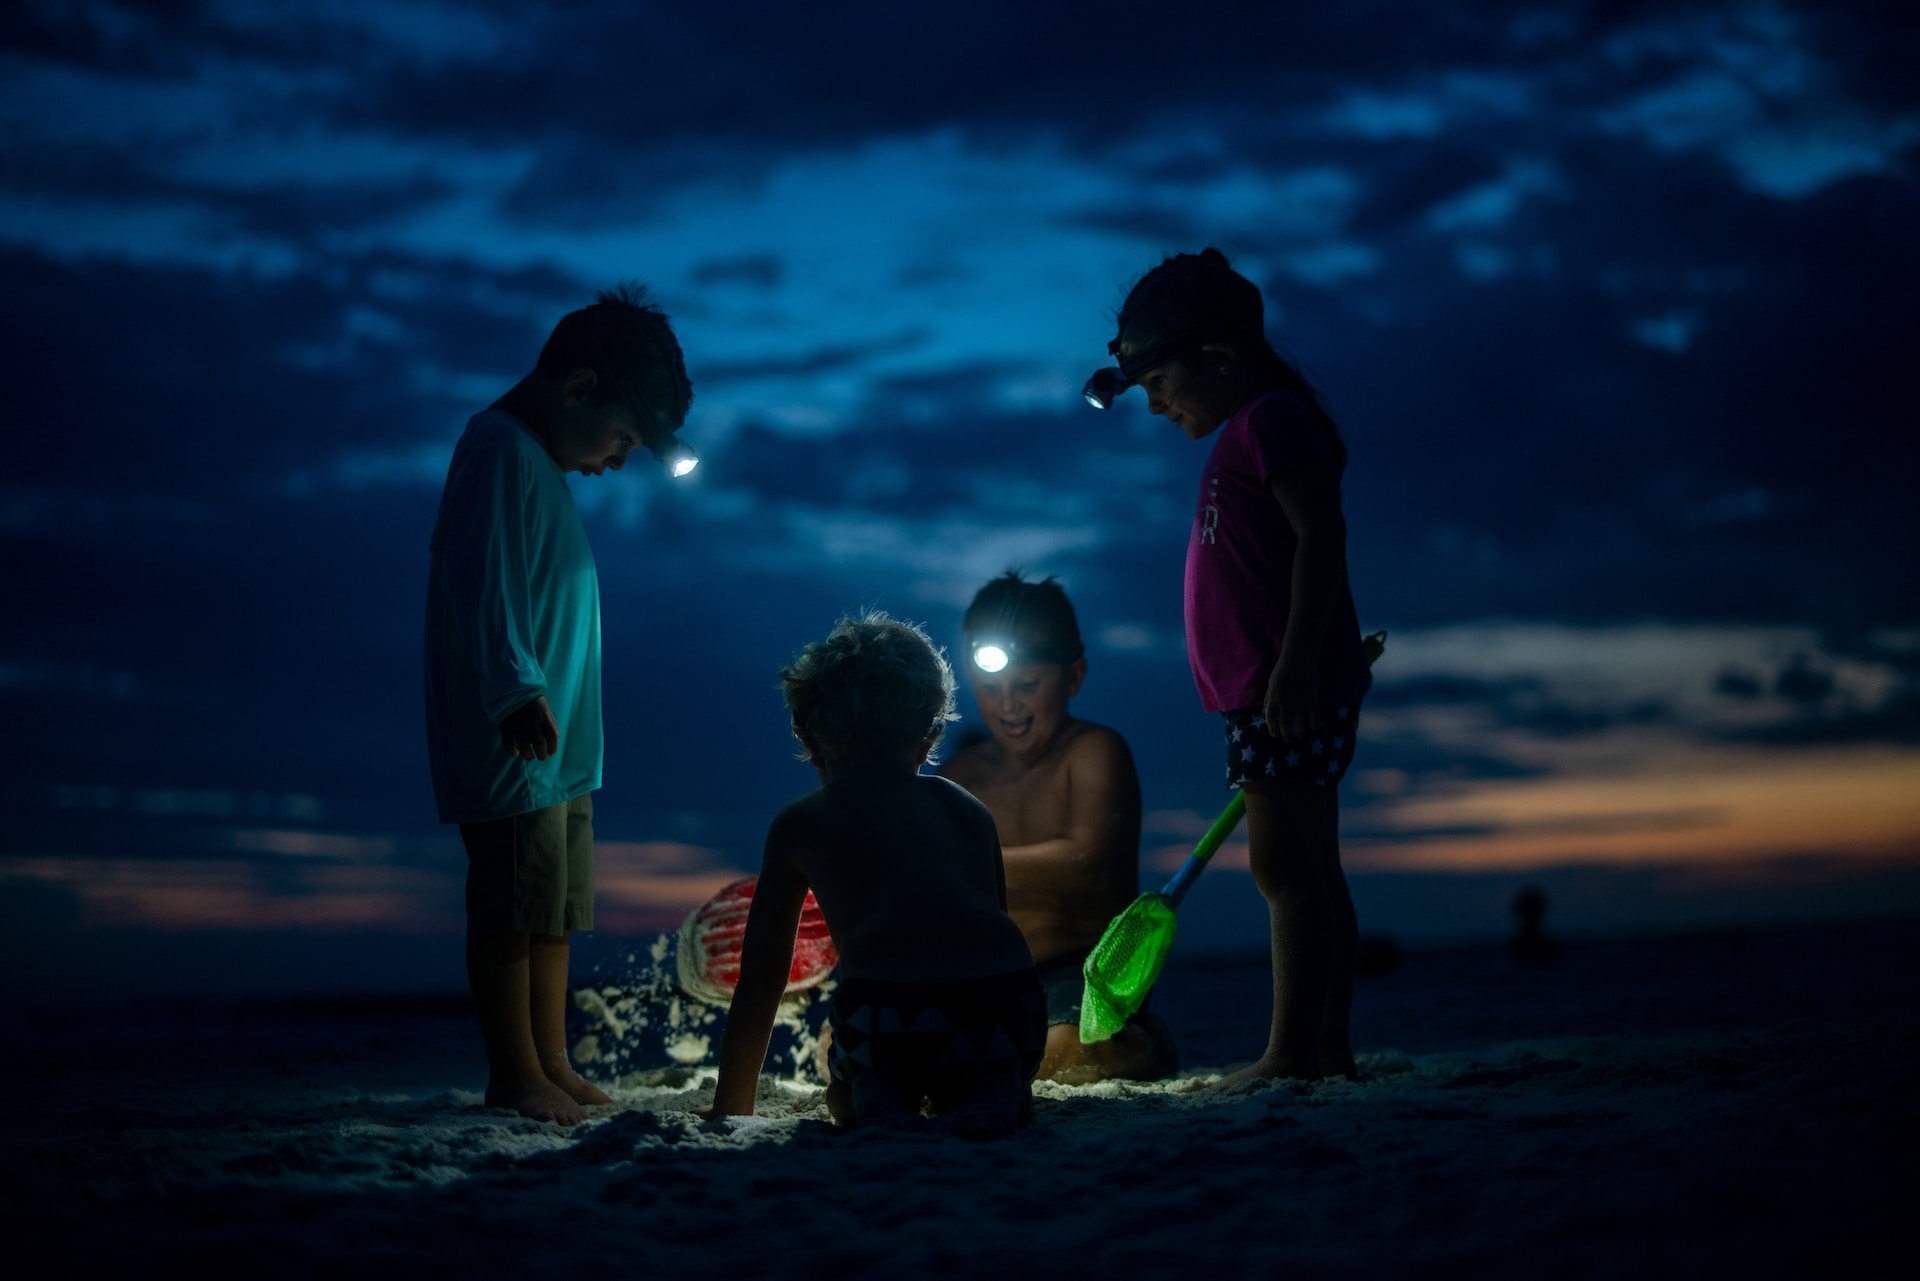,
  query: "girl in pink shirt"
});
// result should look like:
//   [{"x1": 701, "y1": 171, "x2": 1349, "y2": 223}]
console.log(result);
[{"x1": 1086, "y1": 248, "x2": 1371, "y2": 1085}]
